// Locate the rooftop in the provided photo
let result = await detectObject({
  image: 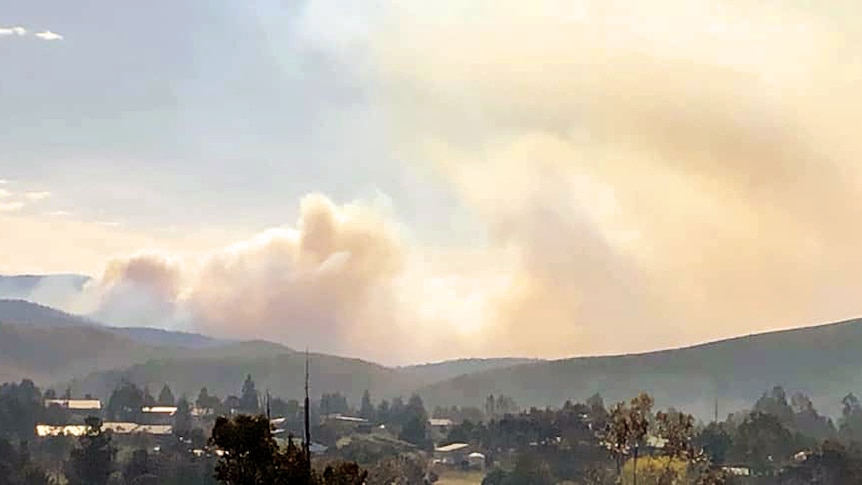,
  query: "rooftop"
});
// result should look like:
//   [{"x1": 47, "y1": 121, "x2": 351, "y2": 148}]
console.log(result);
[
  {"x1": 45, "y1": 399, "x2": 101, "y2": 410},
  {"x1": 435, "y1": 443, "x2": 470, "y2": 453}
]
